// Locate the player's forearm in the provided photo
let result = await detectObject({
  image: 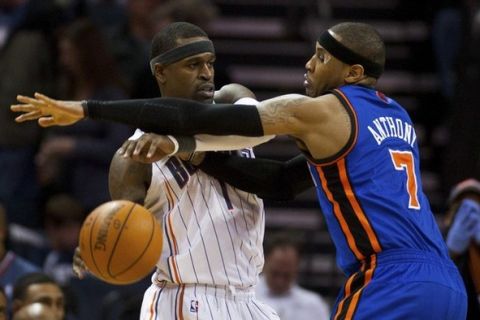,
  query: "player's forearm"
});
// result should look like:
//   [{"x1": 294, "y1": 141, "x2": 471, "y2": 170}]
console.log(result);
[
  {"x1": 85, "y1": 98, "x2": 264, "y2": 137},
  {"x1": 198, "y1": 153, "x2": 313, "y2": 200}
]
